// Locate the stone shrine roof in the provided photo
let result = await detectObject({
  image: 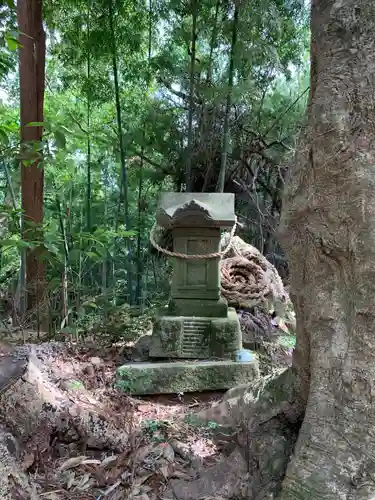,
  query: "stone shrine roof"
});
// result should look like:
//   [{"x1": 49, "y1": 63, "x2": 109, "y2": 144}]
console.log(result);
[{"x1": 156, "y1": 192, "x2": 235, "y2": 229}]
